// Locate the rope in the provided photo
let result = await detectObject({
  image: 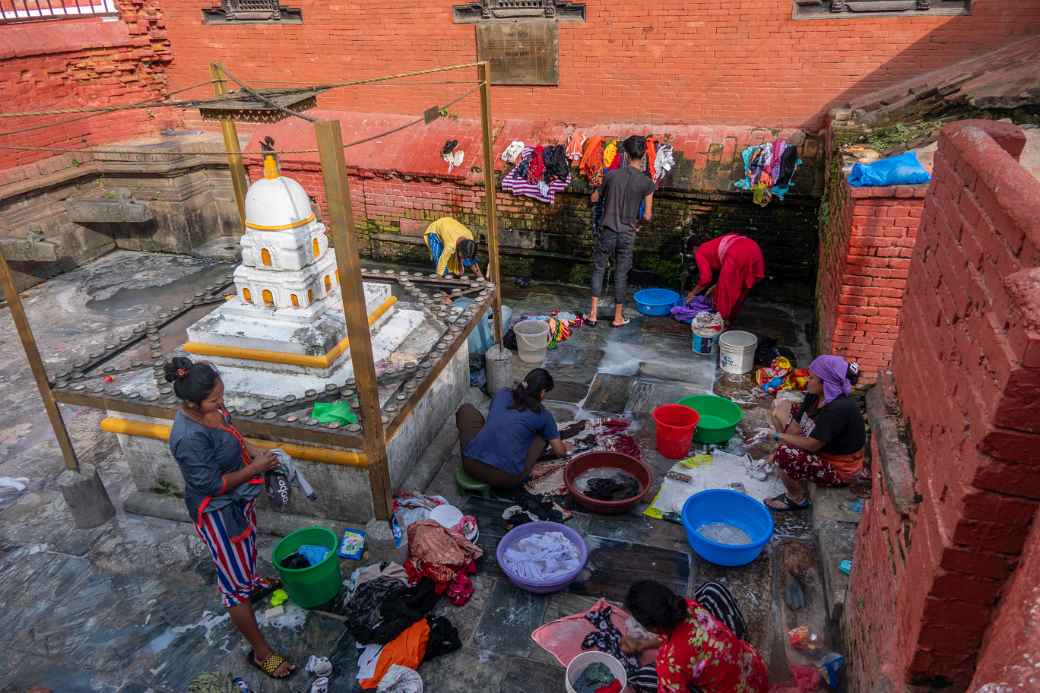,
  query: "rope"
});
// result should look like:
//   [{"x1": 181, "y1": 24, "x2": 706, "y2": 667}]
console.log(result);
[
  {"x1": 0, "y1": 84, "x2": 483, "y2": 157},
  {"x1": 0, "y1": 63, "x2": 485, "y2": 119}
]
